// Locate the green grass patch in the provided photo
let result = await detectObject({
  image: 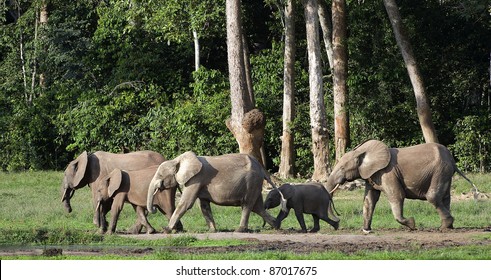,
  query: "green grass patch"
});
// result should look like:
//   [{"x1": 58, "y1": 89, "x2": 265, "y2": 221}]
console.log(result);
[{"x1": 1, "y1": 171, "x2": 490, "y2": 260}]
